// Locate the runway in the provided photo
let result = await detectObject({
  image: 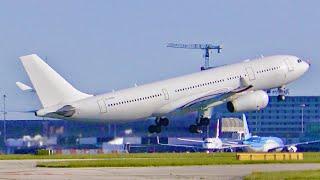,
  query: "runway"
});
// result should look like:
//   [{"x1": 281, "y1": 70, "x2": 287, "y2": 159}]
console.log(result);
[{"x1": 0, "y1": 160, "x2": 320, "y2": 179}]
